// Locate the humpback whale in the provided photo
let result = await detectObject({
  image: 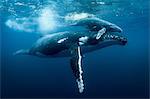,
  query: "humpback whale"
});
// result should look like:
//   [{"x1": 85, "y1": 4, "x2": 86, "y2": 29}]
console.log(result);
[{"x1": 14, "y1": 17, "x2": 127, "y2": 93}]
